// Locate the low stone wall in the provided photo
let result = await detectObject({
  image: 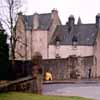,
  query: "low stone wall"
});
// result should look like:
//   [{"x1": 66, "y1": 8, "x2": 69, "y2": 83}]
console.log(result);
[
  {"x1": 8, "y1": 61, "x2": 32, "y2": 80},
  {"x1": 42, "y1": 56, "x2": 94, "y2": 80},
  {"x1": 8, "y1": 56, "x2": 94, "y2": 81},
  {"x1": 0, "y1": 76, "x2": 34, "y2": 93}
]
